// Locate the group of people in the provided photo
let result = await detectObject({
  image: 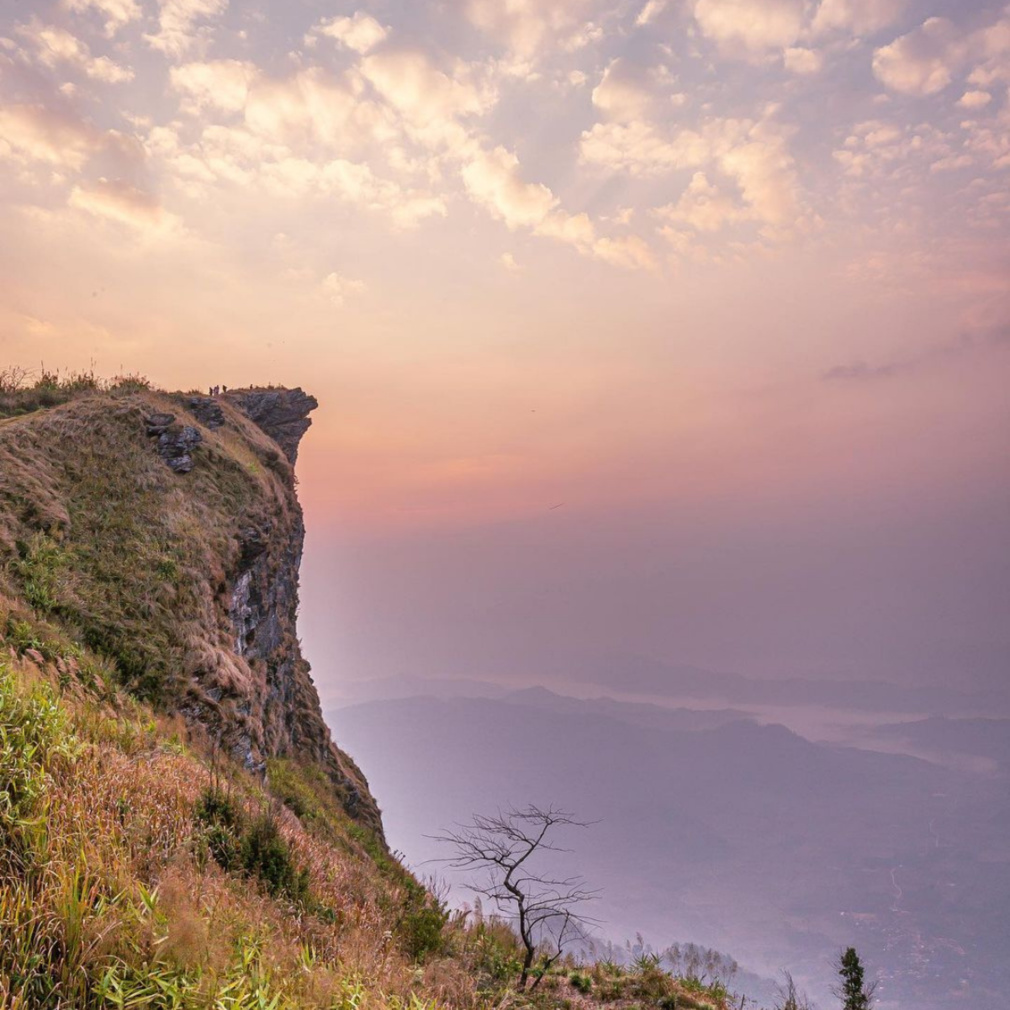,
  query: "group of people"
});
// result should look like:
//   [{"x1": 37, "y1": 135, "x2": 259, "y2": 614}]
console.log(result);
[{"x1": 208, "y1": 385, "x2": 228, "y2": 396}]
